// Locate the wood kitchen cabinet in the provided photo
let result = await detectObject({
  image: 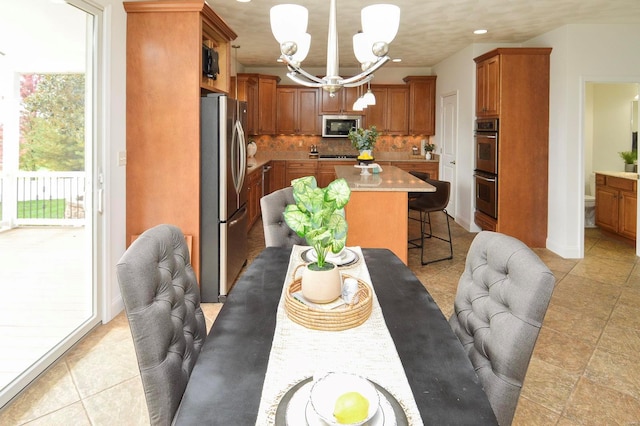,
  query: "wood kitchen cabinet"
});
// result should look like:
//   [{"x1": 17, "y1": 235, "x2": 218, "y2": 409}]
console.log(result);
[
  {"x1": 258, "y1": 75, "x2": 278, "y2": 135},
  {"x1": 236, "y1": 74, "x2": 280, "y2": 136},
  {"x1": 595, "y1": 173, "x2": 637, "y2": 241},
  {"x1": 235, "y1": 74, "x2": 258, "y2": 134},
  {"x1": 475, "y1": 54, "x2": 500, "y2": 117},
  {"x1": 124, "y1": 0, "x2": 236, "y2": 279},
  {"x1": 319, "y1": 86, "x2": 360, "y2": 115},
  {"x1": 270, "y1": 160, "x2": 287, "y2": 192},
  {"x1": 472, "y1": 48, "x2": 552, "y2": 247},
  {"x1": 403, "y1": 76, "x2": 437, "y2": 135},
  {"x1": 285, "y1": 160, "x2": 318, "y2": 186},
  {"x1": 393, "y1": 161, "x2": 439, "y2": 180},
  {"x1": 364, "y1": 85, "x2": 409, "y2": 135},
  {"x1": 245, "y1": 167, "x2": 263, "y2": 230},
  {"x1": 276, "y1": 86, "x2": 320, "y2": 135},
  {"x1": 317, "y1": 161, "x2": 346, "y2": 187}
]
